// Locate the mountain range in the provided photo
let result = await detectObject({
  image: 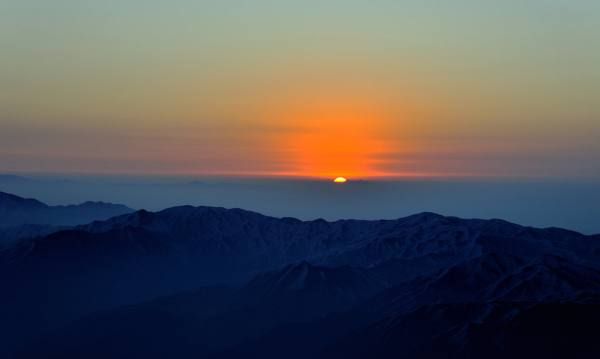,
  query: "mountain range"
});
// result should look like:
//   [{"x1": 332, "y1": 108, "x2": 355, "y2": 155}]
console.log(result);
[
  {"x1": 0, "y1": 191, "x2": 133, "y2": 228},
  {"x1": 0, "y1": 191, "x2": 599, "y2": 358},
  {"x1": 0, "y1": 191, "x2": 133, "y2": 246}
]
